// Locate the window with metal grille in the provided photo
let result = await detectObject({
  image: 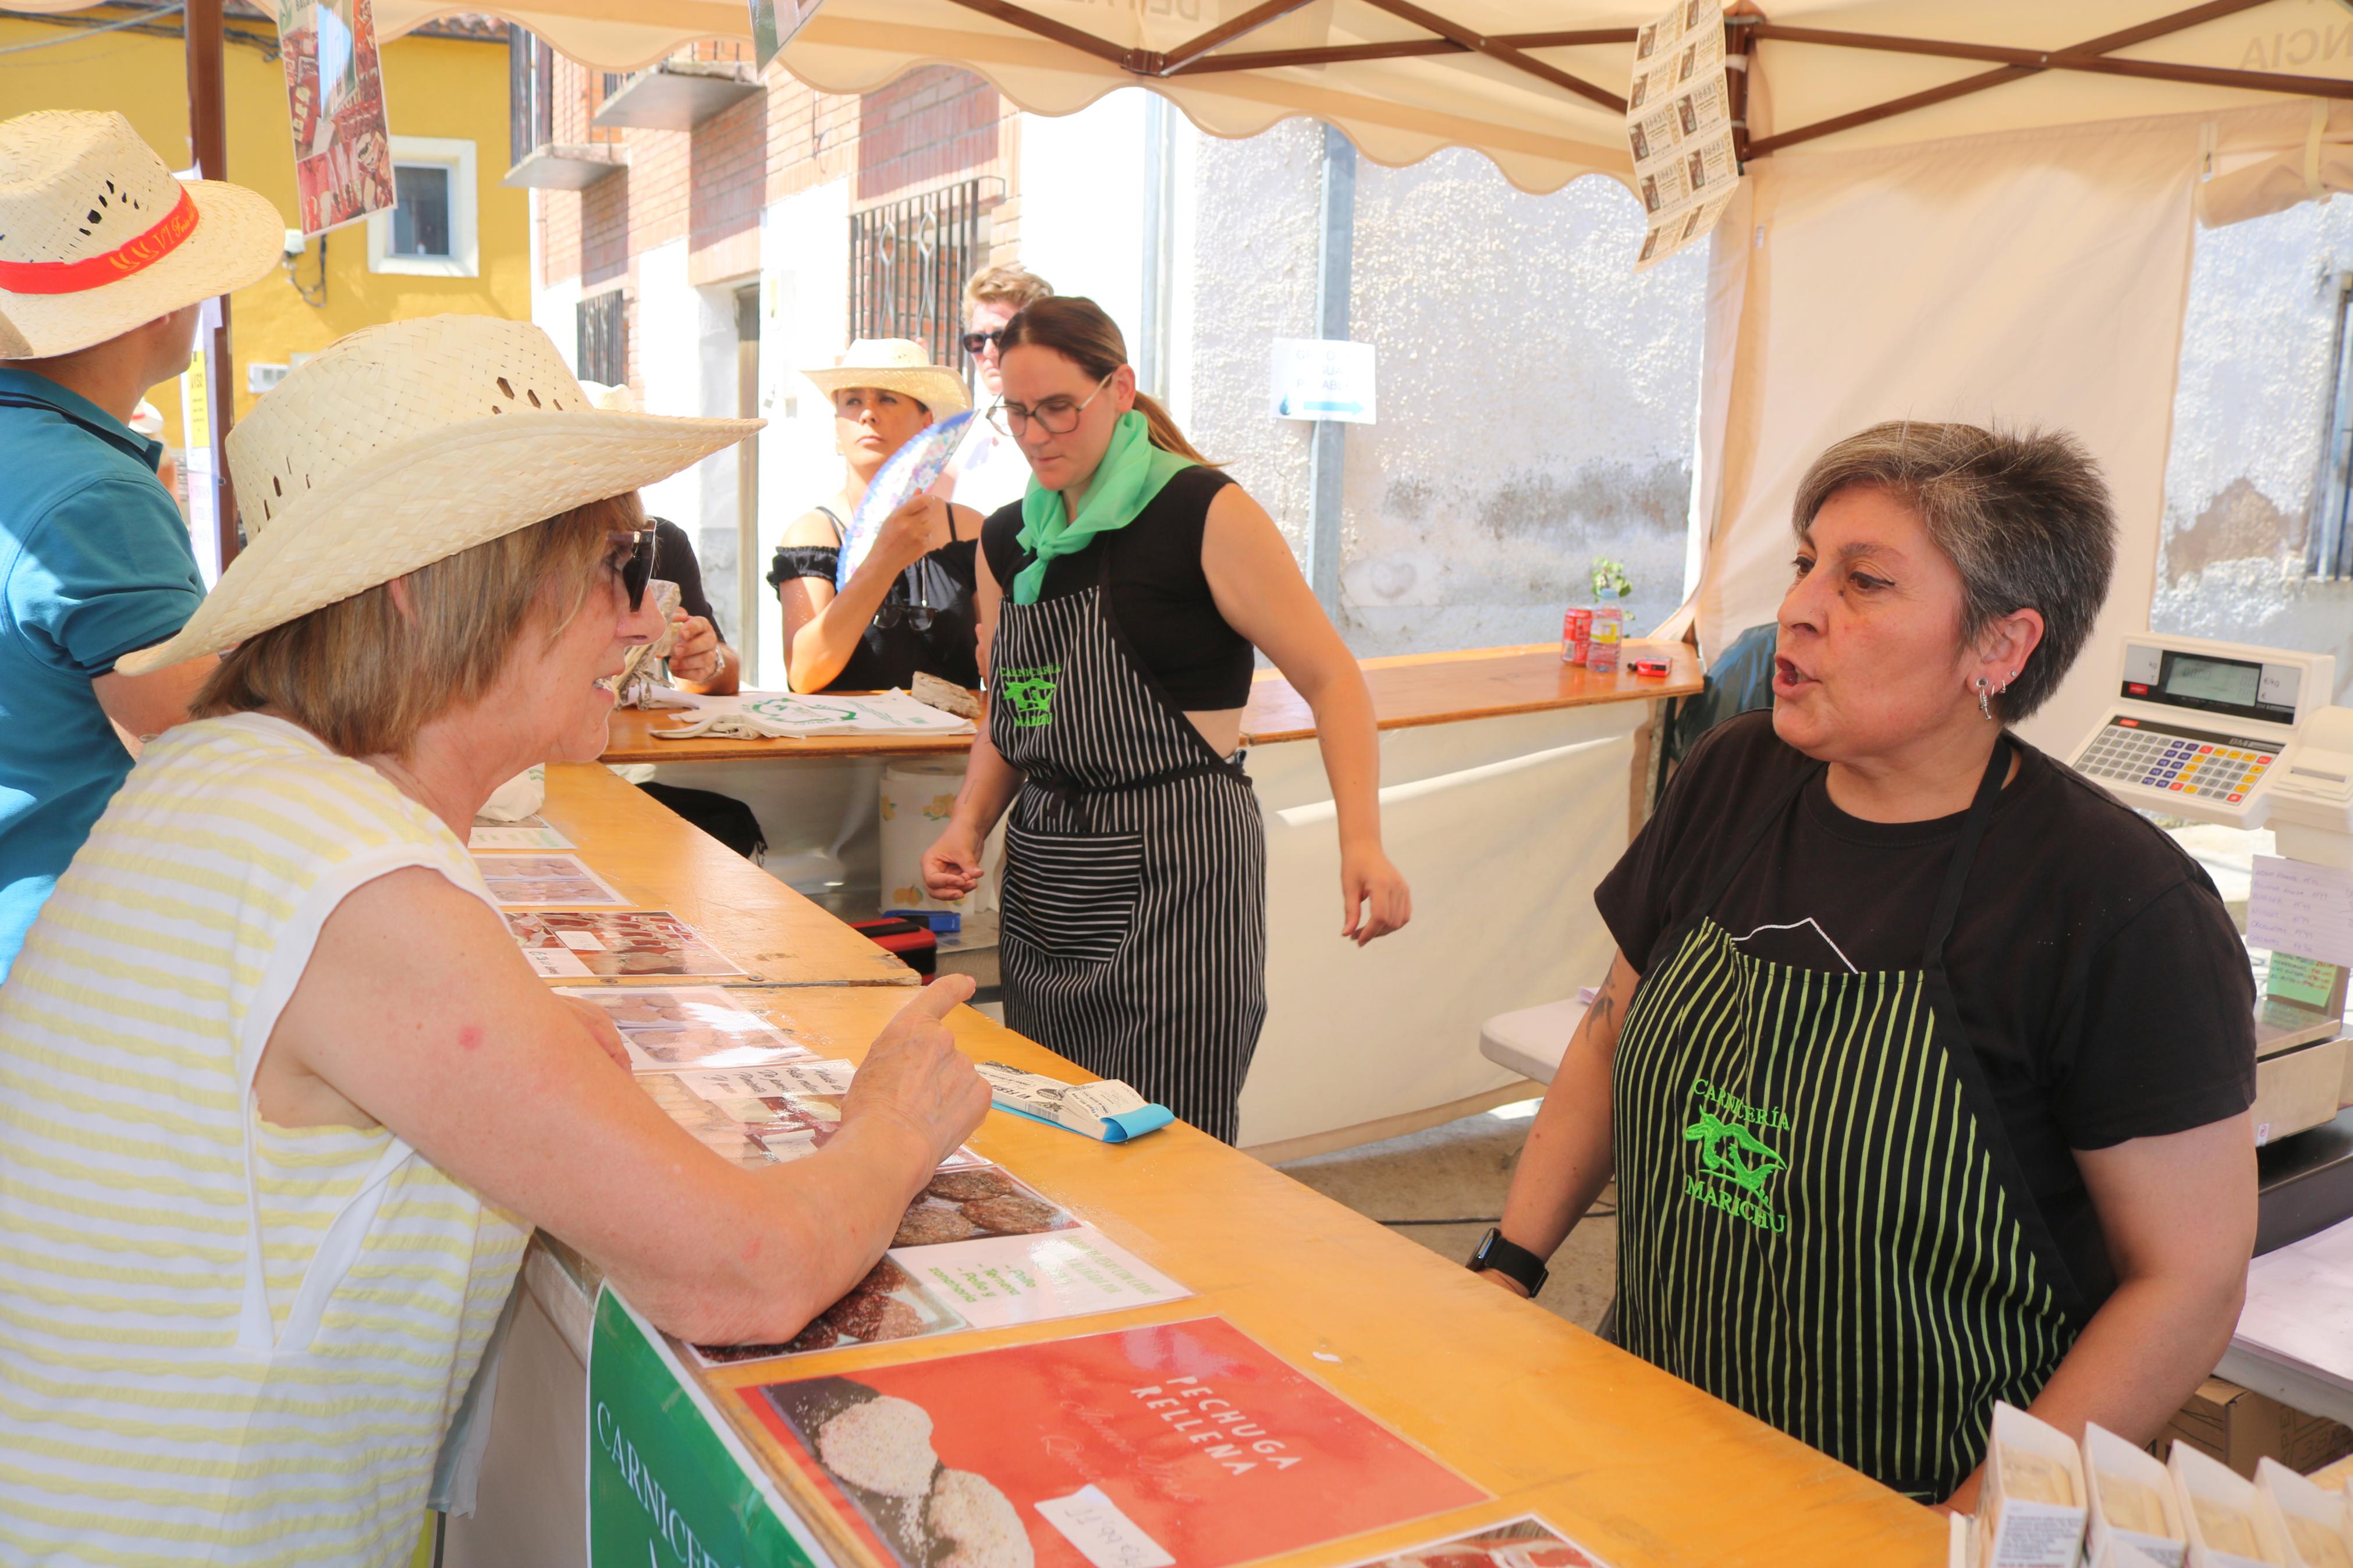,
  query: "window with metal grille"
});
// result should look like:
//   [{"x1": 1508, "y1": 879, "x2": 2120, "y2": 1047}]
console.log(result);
[
  {"x1": 577, "y1": 292, "x2": 627, "y2": 388},
  {"x1": 2310, "y1": 272, "x2": 2353, "y2": 581},
  {"x1": 508, "y1": 26, "x2": 553, "y2": 166},
  {"x1": 849, "y1": 182, "x2": 986, "y2": 375}
]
